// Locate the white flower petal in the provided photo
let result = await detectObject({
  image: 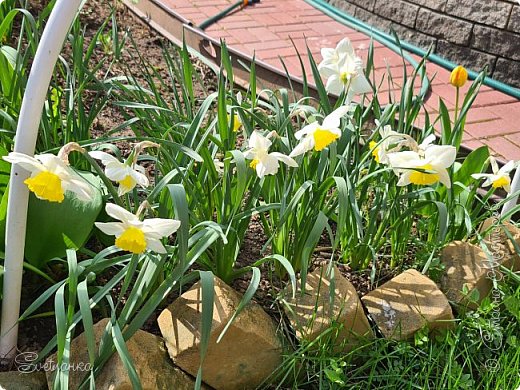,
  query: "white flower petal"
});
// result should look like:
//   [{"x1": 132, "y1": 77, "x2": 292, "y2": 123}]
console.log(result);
[
  {"x1": 257, "y1": 155, "x2": 280, "y2": 178},
  {"x1": 437, "y1": 168, "x2": 451, "y2": 188},
  {"x1": 499, "y1": 160, "x2": 516, "y2": 175},
  {"x1": 397, "y1": 171, "x2": 412, "y2": 186},
  {"x1": 490, "y1": 156, "x2": 500, "y2": 175},
  {"x1": 271, "y1": 152, "x2": 299, "y2": 168},
  {"x1": 387, "y1": 151, "x2": 422, "y2": 169},
  {"x1": 419, "y1": 134, "x2": 436, "y2": 150},
  {"x1": 323, "y1": 105, "x2": 350, "y2": 129},
  {"x1": 471, "y1": 173, "x2": 492, "y2": 181},
  {"x1": 318, "y1": 62, "x2": 339, "y2": 78},
  {"x1": 142, "y1": 218, "x2": 181, "y2": 238},
  {"x1": 426, "y1": 145, "x2": 456, "y2": 168},
  {"x1": 89, "y1": 151, "x2": 120, "y2": 165},
  {"x1": 336, "y1": 37, "x2": 355, "y2": 57},
  {"x1": 130, "y1": 169, "x2": 149, "y2": 188},
  {"x1": 3, "y1": 152, "x2": 46, "y2": 173},
  {"x1": 290, "y1": 136, "x2": 315, "y2": 157},
  {"x1": 295, "y1": 122, "x2": 318, "y2": 140},
  {"x1": 105, "y1": 203, "x2": 138, "y2": 224},
  {"x1": 325, "y1": 74, "x2": 343, "y2": 95},
  {"x1": 350, "y1": 74, "x2": 372, "y2": 95},
  {"x1": 105, "y1": 164, "x2": 130, "y2": 182},
  {"x1": 62, "y1": 175, "x2": 95, "y2": 201},
  {"x1": 146, "y1": 238, "x2": 167, "y2": 254},
  {"x1": 249, "y1": 131, "x2": 272, "y2": 151},
  {"x1": 94, "y1": 222, "x2": 125, "y2": 236}
]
